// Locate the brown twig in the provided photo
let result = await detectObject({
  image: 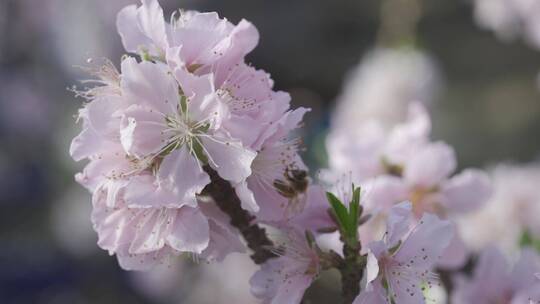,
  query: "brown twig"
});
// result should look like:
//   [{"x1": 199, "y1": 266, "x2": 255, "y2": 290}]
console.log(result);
[
  {"x1": 201, "y1": 165, "x2": 277, "y2": 264},
  {"x1": 338, "y1": 241, "x2": 365, "y2": 304}
]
